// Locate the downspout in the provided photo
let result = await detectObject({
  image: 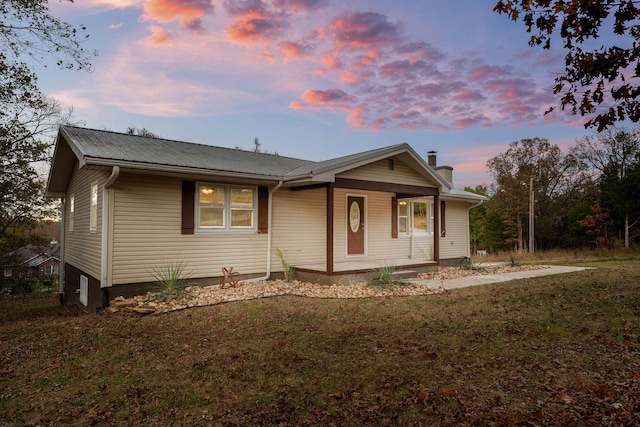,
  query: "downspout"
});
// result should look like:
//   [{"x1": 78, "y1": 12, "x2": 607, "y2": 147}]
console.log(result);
[
  {"x1": 244, "y1": 180, "x2": 283, "y2": 283},
  {"x1": 467, "y1": 199, "x2": 484, "y2": 258},
  {"x1": 59, "y1": 198, "x2": 66, "y2": 305},
  {"x1": 99, "y1": 166, "x2": 120, "y2": 309}
]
